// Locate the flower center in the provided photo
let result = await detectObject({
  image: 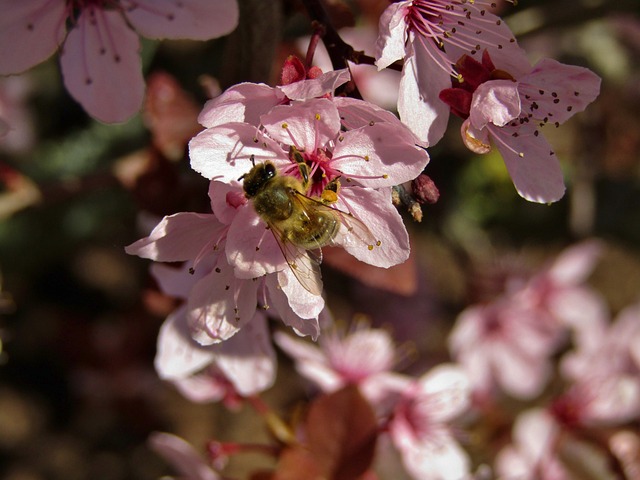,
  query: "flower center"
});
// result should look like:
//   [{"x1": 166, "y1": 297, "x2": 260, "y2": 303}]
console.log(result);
[
  {"x1": 439, "y1": 50, "x2": 515, "y2": 119},
  {"x1": 406, "y1": 0, "x2": 517, "y2": 80},
  {"x1": 283, "y1": 144, "x2": 341, "y2": 200}
]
